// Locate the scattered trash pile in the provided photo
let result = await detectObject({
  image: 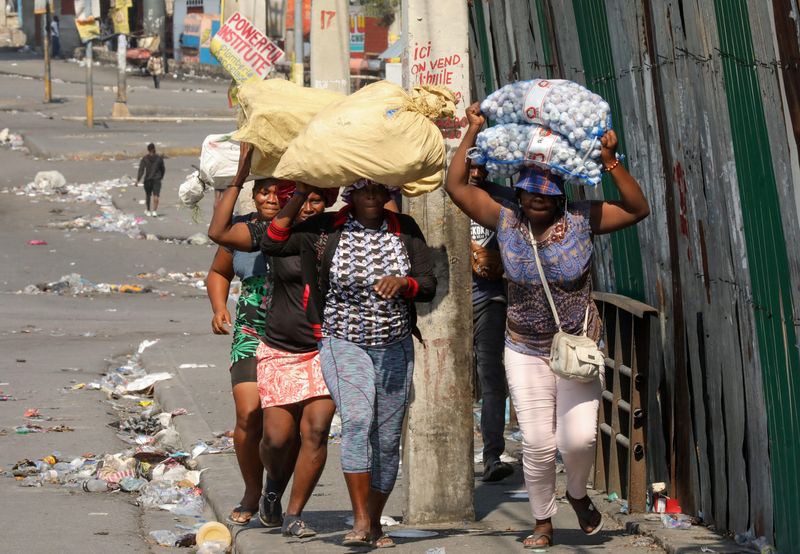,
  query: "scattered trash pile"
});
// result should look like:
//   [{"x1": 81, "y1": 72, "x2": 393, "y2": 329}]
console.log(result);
[
  {"x1": 19, "y1": 273, "x2": 151, "y2": 296},
  {"x1": 136, "y1": 268, "x2": 209, "y2": 291},
  {"x1": 0, "y1": 127, "x2": 26, "y2": 151},
  {"x1": 13, "y1": 407, "x2": 75, "y2": 435},
  {"x1": 11, "y1": 170, "x2": 145, "y2": 239},
  {"x1": 7, "y1": 339, "x2": 235, "y2": 550},
  {"x1": 19, "y1": 269, "x2": 211, "y2": 297},
  {"x1": 604, "y1": 481, "x2": 779, "y2": 553},
  {"x1": 10, "y1": 407, "x2": 206, "y2": 549},
  {"x1": 81, "y1": 339, "x2": 172, "y2": 398}
]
